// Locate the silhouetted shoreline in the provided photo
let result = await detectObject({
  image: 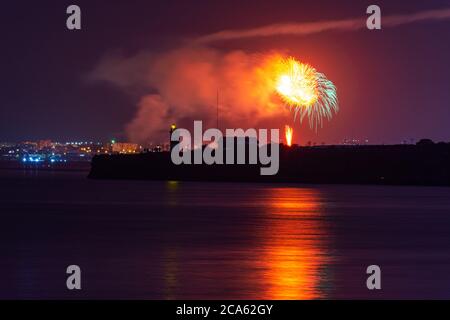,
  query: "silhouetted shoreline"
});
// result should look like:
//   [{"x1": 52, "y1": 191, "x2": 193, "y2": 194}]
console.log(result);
[{"x1": 89, "y1": 143, "x2": 450, "y2": 186}]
